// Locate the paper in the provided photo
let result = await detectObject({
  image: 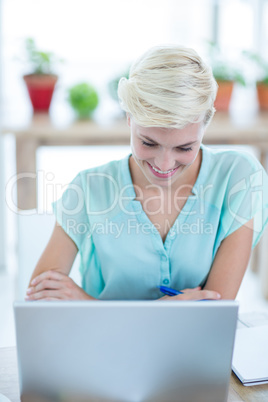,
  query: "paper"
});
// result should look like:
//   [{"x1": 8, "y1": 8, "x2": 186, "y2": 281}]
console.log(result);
[
  {"x1": 232, "y1": 324, "x2": 268, "y2": 385},
  {"x1": 238, "y1": 311, "x2": 268, "y2": 329}
]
